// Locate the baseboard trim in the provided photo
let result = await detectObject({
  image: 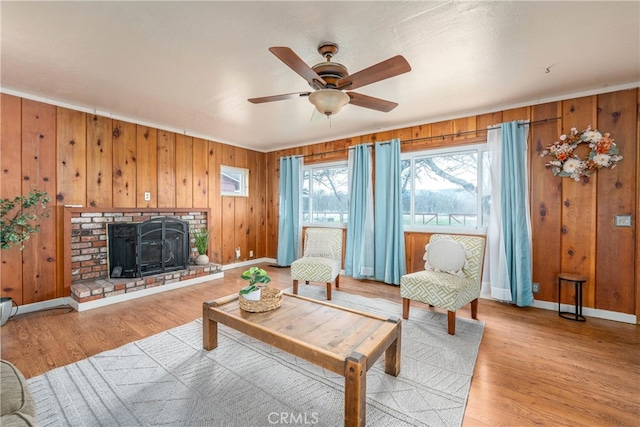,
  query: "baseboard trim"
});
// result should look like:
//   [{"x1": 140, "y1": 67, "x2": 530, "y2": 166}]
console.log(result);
[
  {"x1": 6, "y1": 298, "x2": 72, "y2": 318},
  {"x1": 221, "y1": 258, "x2": 277, "y2": 271},
  {"x1": 479, "y1": 291, "x2": 636, "y2": 324},
  {"x1": 532, "y1": 299, "x2": 636, "y2": 324}
]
